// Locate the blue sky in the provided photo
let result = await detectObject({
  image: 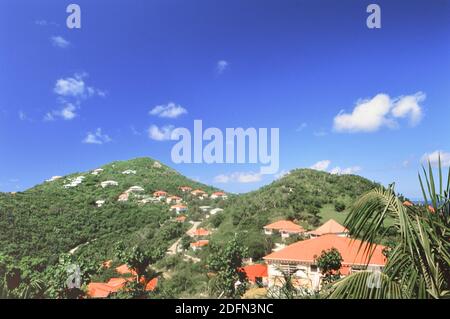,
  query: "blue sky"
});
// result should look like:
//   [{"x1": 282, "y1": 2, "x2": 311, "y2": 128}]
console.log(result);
[{"x1": 1, "y1": 0, "x2": 449, "y2": 198}]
